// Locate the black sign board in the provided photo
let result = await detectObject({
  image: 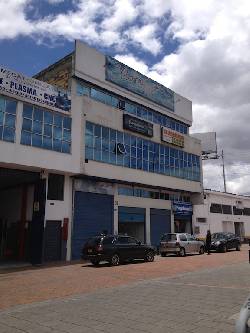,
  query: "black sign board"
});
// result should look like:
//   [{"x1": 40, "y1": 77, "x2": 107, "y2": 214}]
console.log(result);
[{"x1": 123, "y1": 114, "x2": 153, "y2": 137}]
